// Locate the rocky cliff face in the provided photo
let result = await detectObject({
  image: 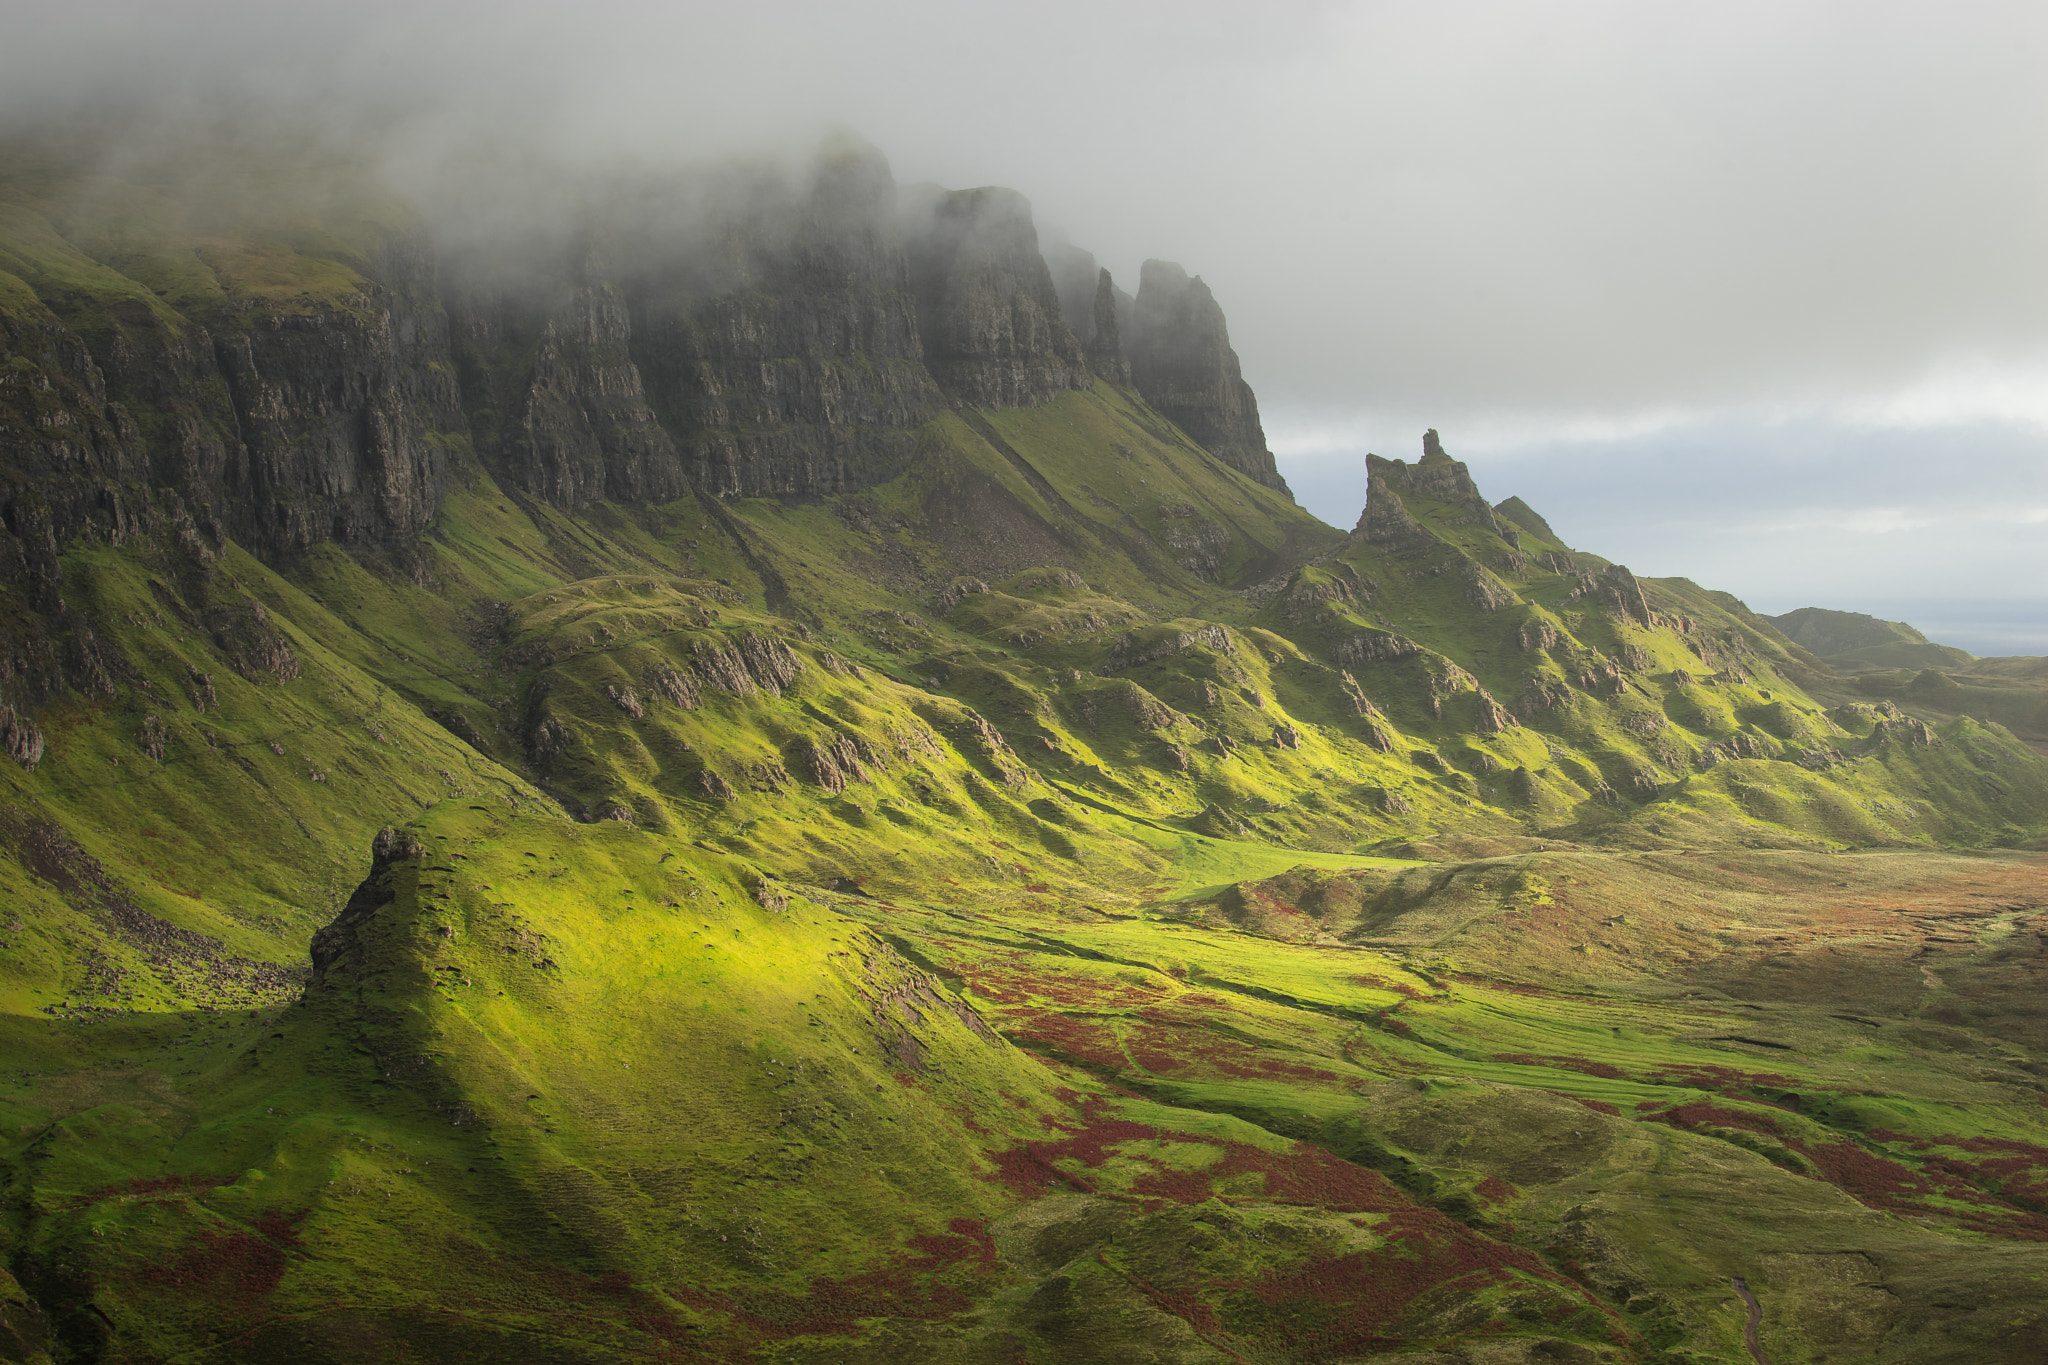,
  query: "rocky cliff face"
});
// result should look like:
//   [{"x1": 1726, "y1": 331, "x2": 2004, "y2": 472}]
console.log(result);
[
  {"x1": 1047, "y1": 243, "x2": 1135, "y2": 386},
  {"x1": 1127, "y1": 260, "x2": 1287, "y2": 493},
  {"x1": 628, "y1": 148, "x2": 944, "y2": 498},
  {"x1": 454, "y1": 279, "x2": 685, "y2": 511},
  {"x1": 0, "y1": 141, "x2": 1295, "y2": 622},
  {"x1": 904, "y1": 186, "x2": 1091, "y2": 409},
  {"x1": 0, "y1": 228, "x2": 458, "y2": 567}
]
